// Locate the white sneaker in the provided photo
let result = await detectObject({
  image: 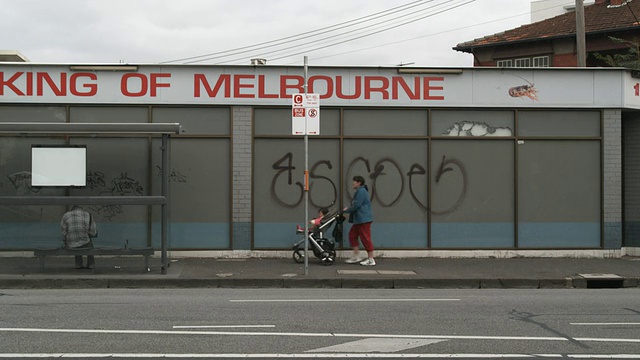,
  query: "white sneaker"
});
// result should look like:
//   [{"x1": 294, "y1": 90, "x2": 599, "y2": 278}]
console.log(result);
[
  {"x1": 360, "y1": 258, "x2": 376, "y2": 266},
  {"x1": 345, "y1": 257, "x2": 364, "y2": 264}
]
